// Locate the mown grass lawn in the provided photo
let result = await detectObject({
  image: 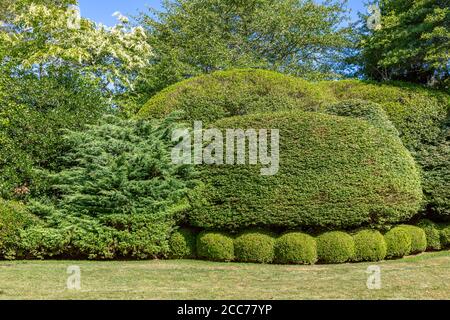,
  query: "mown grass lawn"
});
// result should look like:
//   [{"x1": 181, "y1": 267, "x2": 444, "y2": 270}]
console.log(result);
[{"x1": 0, "y1": 251, "x2": 449, "y2": 300}]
